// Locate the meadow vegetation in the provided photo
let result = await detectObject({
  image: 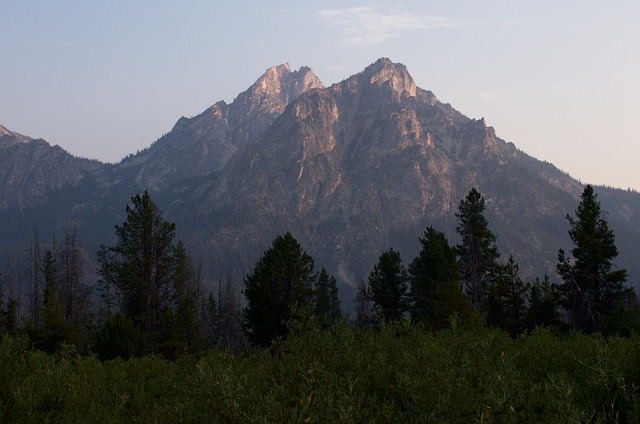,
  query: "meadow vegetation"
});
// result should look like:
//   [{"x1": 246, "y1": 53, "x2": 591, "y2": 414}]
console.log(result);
[{"x1": 1, "y1": 320, "x2": 640, "y2": 423}]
